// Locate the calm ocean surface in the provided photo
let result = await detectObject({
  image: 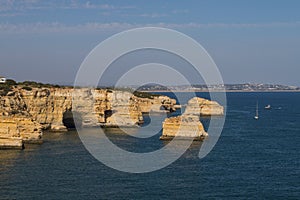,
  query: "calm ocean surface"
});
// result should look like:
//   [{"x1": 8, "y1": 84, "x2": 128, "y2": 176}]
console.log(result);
[{"x1": 0, "y1": 92, "x2": 299, "y2": 199}]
